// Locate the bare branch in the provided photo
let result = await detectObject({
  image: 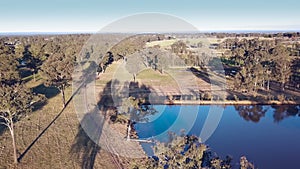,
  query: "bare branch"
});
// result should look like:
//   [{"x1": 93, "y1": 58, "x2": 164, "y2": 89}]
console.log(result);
[
  {"x1": 0, "y1": 114, "x2": 9, "y2": 120},
  {"x1": 0, "y1": 114, "x2": 10, "y2": 123},
  {"x1": 0, "y1": 122, "x2": 11, "y2": 131},
  {"x1": 0, "y1": 122, "x2": 9, "y2": 127}
]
